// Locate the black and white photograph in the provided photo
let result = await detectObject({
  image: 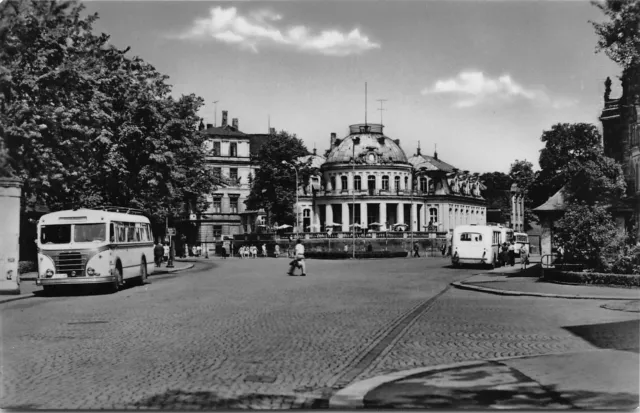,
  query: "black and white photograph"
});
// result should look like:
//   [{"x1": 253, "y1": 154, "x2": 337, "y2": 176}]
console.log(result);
[{"x1": 1, "y1": 0, "x2": 639, "y2": 409}]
